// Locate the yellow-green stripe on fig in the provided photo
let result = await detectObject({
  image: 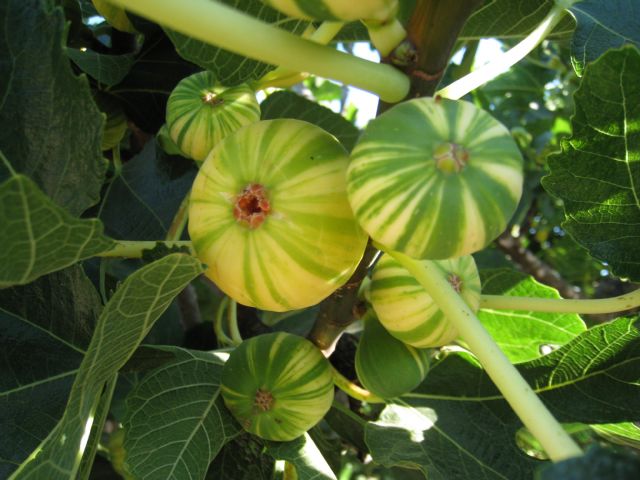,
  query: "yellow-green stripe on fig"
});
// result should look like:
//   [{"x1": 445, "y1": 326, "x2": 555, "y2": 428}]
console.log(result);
[
  {"x1": 188, "y1": 119, "x2": 368, "y2": 312},
  {"x1": 370, "y1": 254, "x2": 481, "y2": 348},
  {"x1": 261, "y1": 0, "x2": 398, "y2": 22},
  {"x1": 166, "y1": 71, "x2": 260, "y2": 163},
  {"x1": 347, "y1": 97, "x2": 523, "y2": 260},
  {"x1": 221, "y1": 332, "x2": 334, "y2": 441},
  {"x1": 355, "y1": 312, "x2": 430, "y2": 399}
]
